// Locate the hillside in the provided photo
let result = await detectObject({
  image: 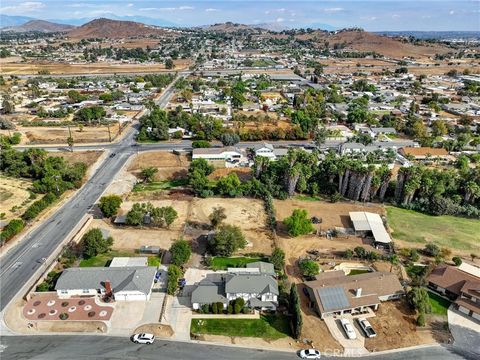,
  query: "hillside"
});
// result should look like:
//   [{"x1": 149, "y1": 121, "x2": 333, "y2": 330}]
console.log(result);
[
  {"x1": 296, "y1": 29, "x2": 450, "y2": 59},
  {"x1": 0, "y1": 15, "x2": 36, "y2": 28},
  {"x1": 201, "y1": 22, "x2": 262, "y2": 33},
  {"x1": 68, "y1": 18, "x2": 166, "y2": 39},
  {"x1": 2, "y1": 20, "x2": 75, "y2": 33}
]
